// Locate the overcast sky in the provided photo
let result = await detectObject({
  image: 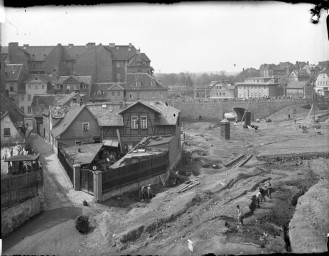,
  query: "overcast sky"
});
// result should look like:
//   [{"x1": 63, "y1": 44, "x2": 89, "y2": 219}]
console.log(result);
[{"x1": 1, "y1": 2, "x2": 328, "y2": 73}]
